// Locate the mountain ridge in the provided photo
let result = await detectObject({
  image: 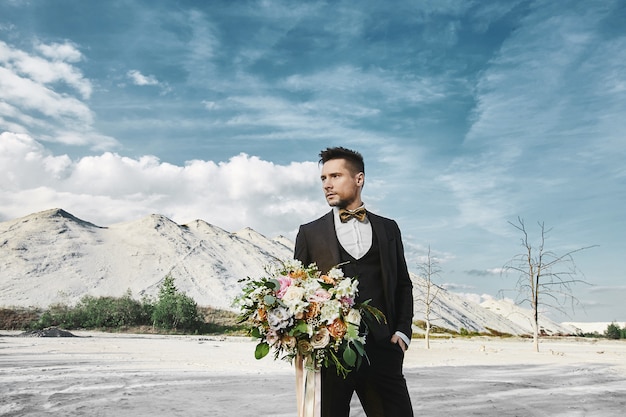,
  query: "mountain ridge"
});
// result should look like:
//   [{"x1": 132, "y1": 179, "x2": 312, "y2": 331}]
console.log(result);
[{"x1": 0, "y1": 208, "x2": 575, "y2": 335}]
